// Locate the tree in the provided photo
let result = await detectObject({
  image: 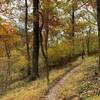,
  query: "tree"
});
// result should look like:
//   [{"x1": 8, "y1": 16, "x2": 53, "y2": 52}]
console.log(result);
[
  {"x1": 41, "y1": 0, "x2": 50, "y2": 84},
  {"x1": 96, "y1": 0, "x2": 100, "y2": 71},
  {"x1": 25, "y1": 0, "x2": 31, "y2": 76},
  {"x1": 86, "y1": 26, "x2": 91, "y2": 55},
  {"x1": 31, "y1": 0, "x2": 40, "y2": 80},
  {"x1": 71, "y1": 0, "x2": 75, "y2": 56},
  {"x1": 40, "y1": 0, "x2": 61, "y2": 84}
]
